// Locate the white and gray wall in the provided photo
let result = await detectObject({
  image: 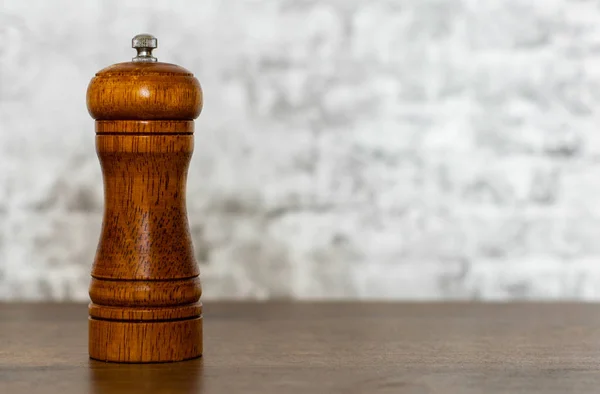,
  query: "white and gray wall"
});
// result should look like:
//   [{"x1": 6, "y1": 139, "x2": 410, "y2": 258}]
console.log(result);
[{"x1": 1, "y1": 0, "x2": 598, "y2": 301}]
